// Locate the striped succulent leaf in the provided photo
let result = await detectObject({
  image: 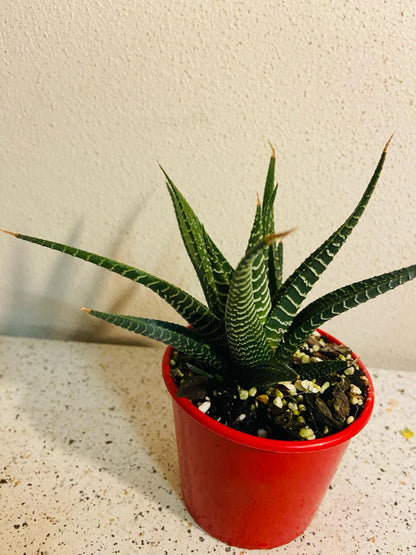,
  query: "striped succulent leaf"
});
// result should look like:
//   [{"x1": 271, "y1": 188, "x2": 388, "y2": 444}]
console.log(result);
[
  {"x1": 83, "y1": 308, "x2": 228, "y2": 372},
  {"x1": 261, "y1": 148, "x2": 284, "y2": 299},
  {"x1": 5, "y1": 232, "x2": 224, "y2": 344},
  {"x1": 265, "y1": 137, "x2": 391, "y2": 349},
  {"x1": 225, "y1": 233, "x2": 291, "y2": 368},
  {"x1": 270, "y1": 241, "x2": 284, "y2": 297},
  {"x1": 262, "y1": 145, "x2": 277, "y2": 234},
  {"x1": 162, "y1": 167, "x2": 233, "y2": 318},
  {"x1": 202, "y1": 226, "x2": 233, "y2": 317},
  {"x1": 239, "y1": 361, "x2": 298, "y2": 389},
  {"x1": 295, "y1": 360, "x2": 349, "y2": 381},
  {"x1": 274, "y1": 263, "x2": 416, "y2": 362},
  {"x1": 225, "y1": 237, "x2": 275, "y2": 368},
  {"x1": 162, "y1": 169, "x2": 219, "y2": 313},
  {"x1": 245, "y1": 199, "x2": 271, "y2": 324}
]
